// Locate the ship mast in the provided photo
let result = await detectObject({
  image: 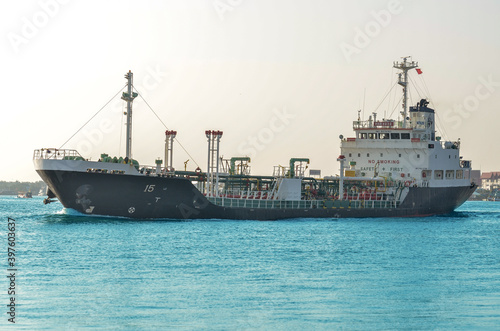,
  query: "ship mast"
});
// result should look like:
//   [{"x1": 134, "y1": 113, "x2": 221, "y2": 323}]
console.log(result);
[
  {"x1": 121, "y1": 70, "x2": 138, "y2": 160},
  {"x1": 393, "y1": 57, "x2": 418, "y2": 128}
]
